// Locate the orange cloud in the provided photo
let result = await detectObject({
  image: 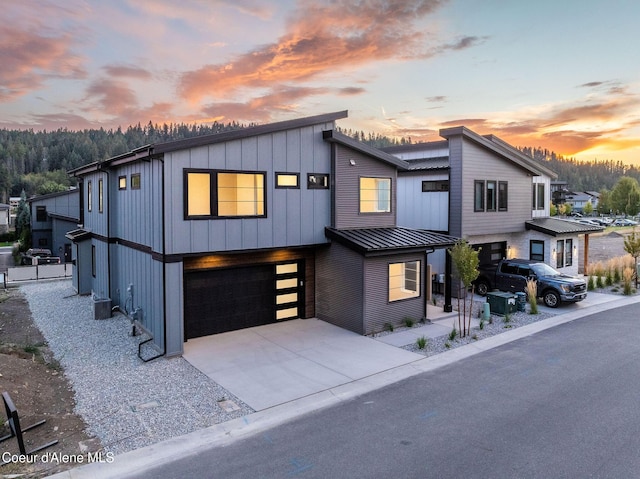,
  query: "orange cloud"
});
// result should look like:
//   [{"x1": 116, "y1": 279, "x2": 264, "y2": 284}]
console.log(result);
[
  {"x1": 178, "y1": 0, "x2": 456, "y2": 104},
  {"x1": 103, "y1": 64, "x2": 152, "y2": 79},
  {"x1": 0, "y1": 25, "x2": 86, "y2": 101}
]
